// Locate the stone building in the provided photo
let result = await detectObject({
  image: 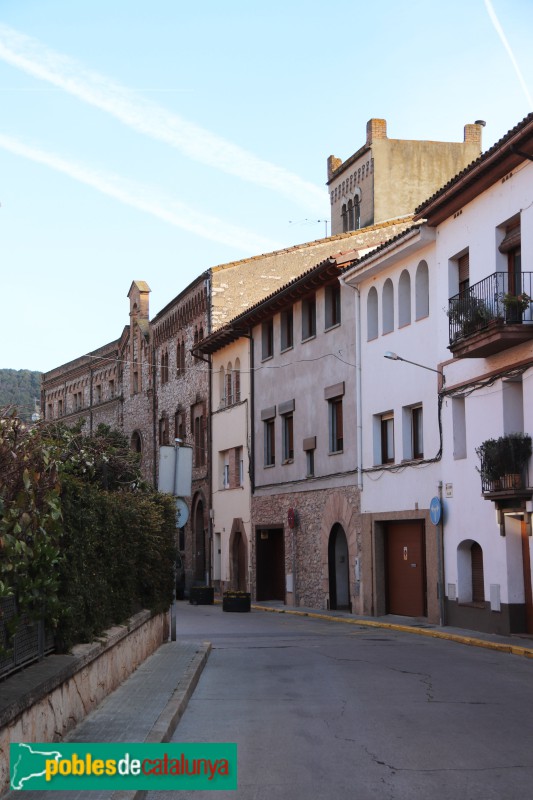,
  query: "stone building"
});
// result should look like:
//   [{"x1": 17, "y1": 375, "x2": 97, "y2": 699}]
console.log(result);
[{"x1": 328, "y1": 118, "x2": 483, "y2": 236}]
